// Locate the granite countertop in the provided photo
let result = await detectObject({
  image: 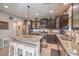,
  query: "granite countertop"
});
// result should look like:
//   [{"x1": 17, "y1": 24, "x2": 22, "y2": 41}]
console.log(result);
[
  {"x1": 56, "y1": 34, "x2": 74, "y2": 55},
  {"x1": 56, "y1": 34, "x2": 79, "y2": 56},
  {"x1": 14, "y1": 35, "x2": 44, "y2": 44}
]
